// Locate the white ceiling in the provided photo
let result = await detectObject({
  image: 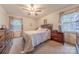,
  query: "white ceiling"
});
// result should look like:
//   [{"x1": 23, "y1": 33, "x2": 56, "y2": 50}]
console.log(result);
[{"x1": 1, "y1": 4, "x2": 75, "y2": 19}]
